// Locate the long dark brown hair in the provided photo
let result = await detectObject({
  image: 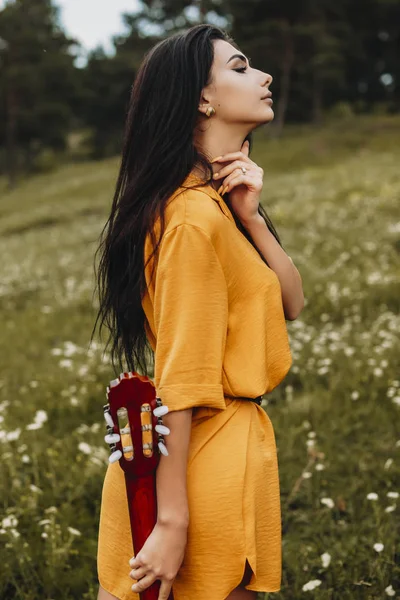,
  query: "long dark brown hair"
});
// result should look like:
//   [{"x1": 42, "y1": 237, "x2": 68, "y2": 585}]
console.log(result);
[{"x1": 91, "y1": 24, "x2": 284, "y2": 377}]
